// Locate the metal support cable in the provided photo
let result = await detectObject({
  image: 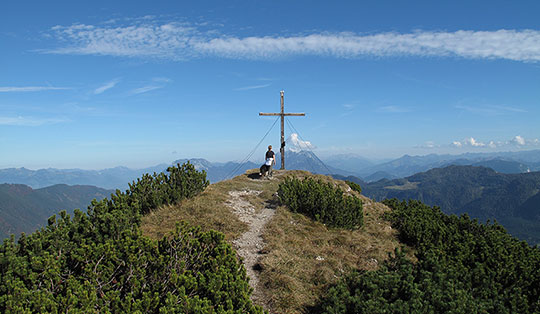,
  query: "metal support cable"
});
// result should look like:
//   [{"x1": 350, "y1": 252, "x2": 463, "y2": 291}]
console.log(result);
[
  {"x1": 285, "y1": 118, "x2": 333, "y2": 175},
  {"x1": 225, "y1": 117, "x2": 280, "y2": 180}
]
